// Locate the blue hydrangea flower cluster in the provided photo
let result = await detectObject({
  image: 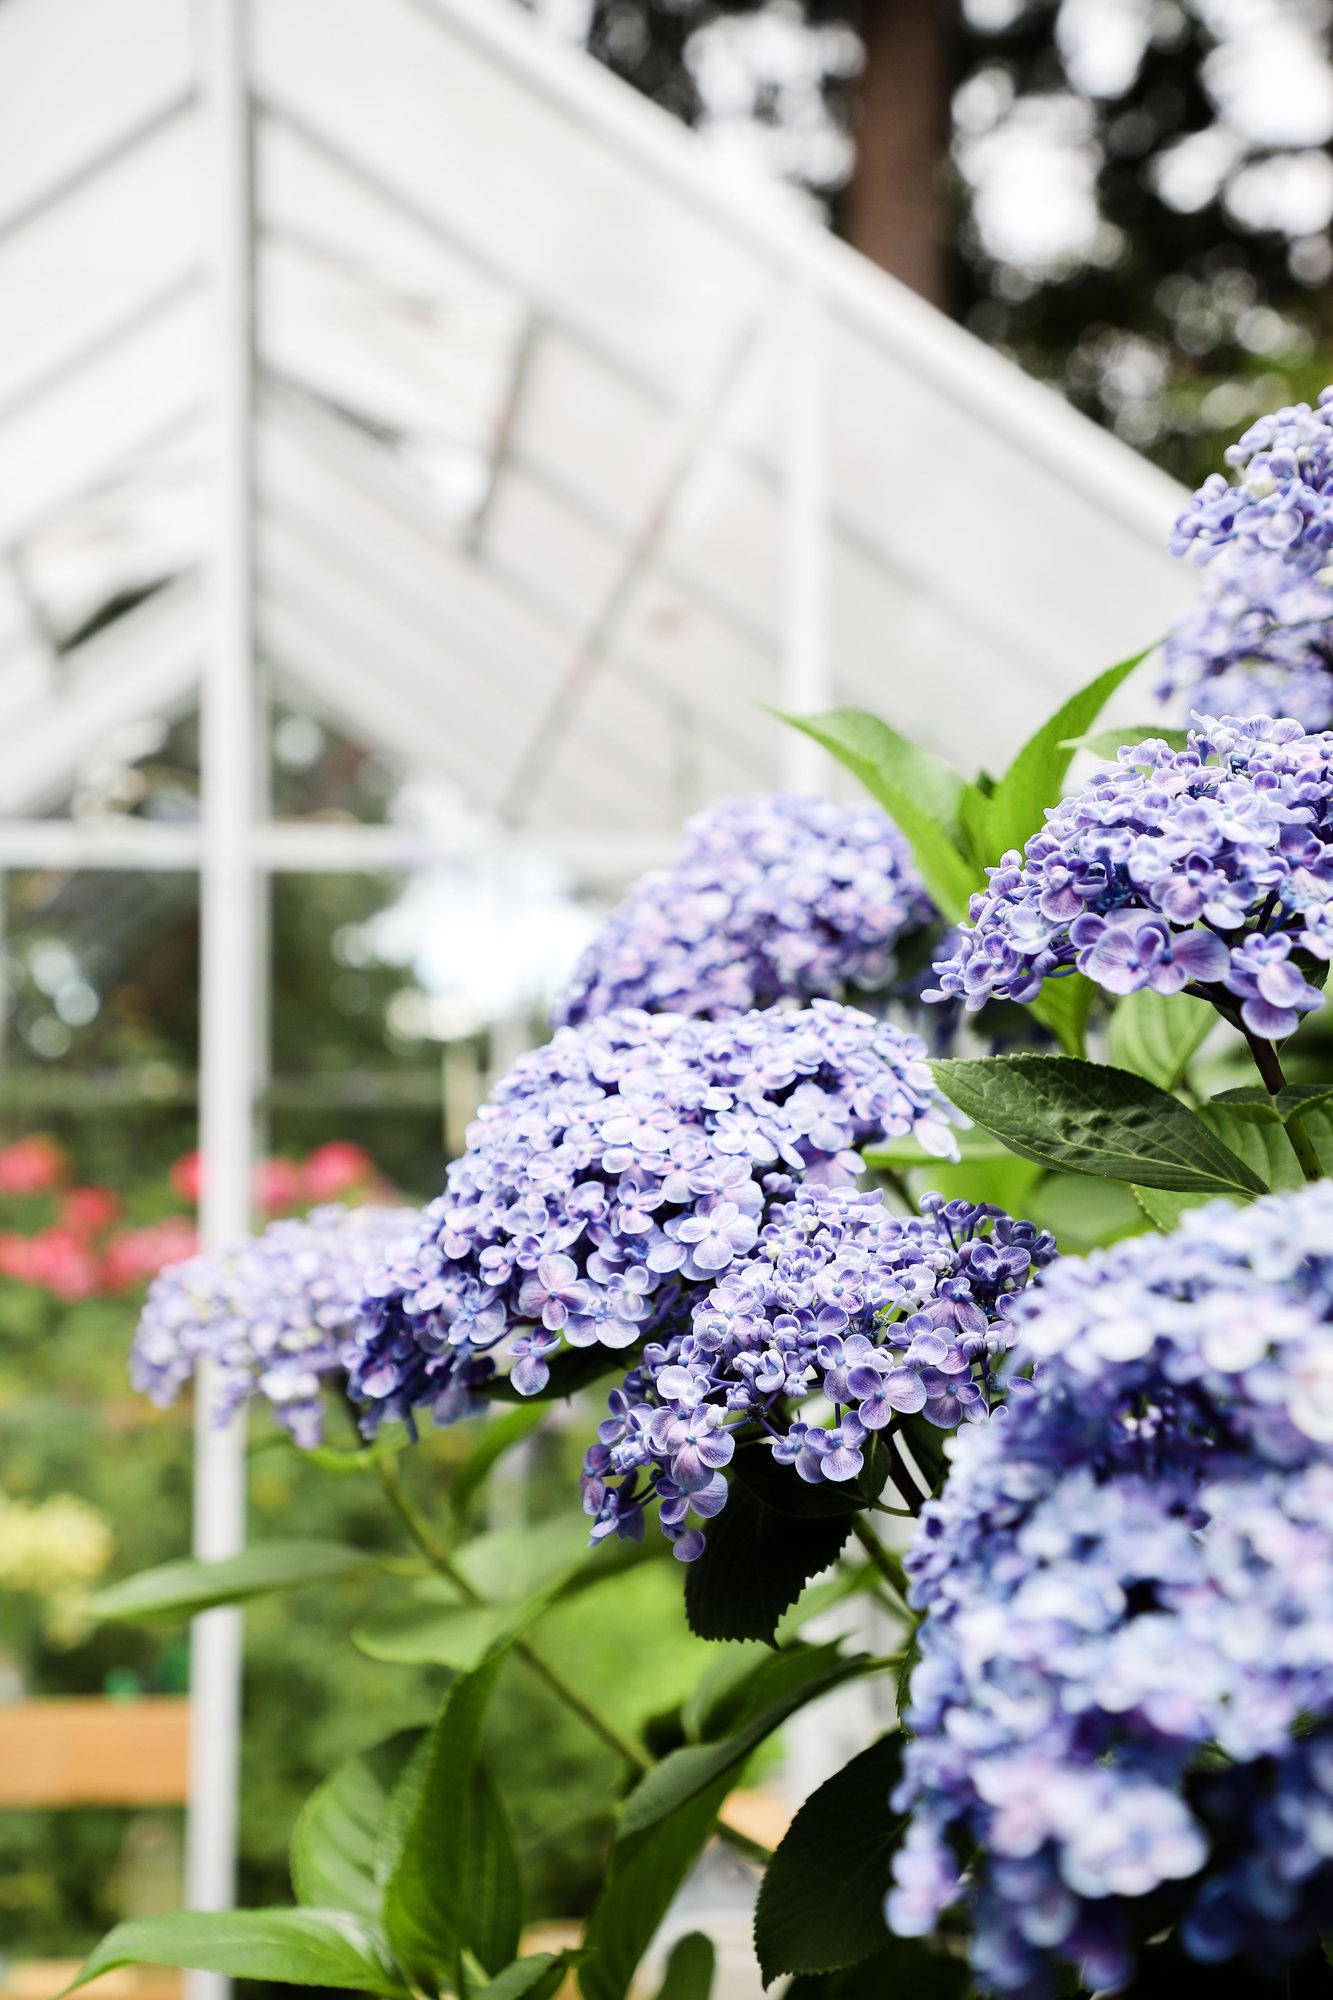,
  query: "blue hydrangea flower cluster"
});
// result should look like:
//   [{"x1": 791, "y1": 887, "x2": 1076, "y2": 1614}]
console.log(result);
[
  {"x1": 553, "y1": 792, "x2": 934, "y2": 1027},
  {"x1": 131, "y1": 1204, "x2": 417, "y2": 1448},
  {"x1": 890, "y1": 1184, "x2": 1333, "y2": 1996},
  {"x1": 346, "y1": 1002, "x2": 958, "y2": 1436},
  {"x1": 929, "y1": 712, "x2": 1333, "y2": 1037},
  {"x1": 580, "y1": 1186, "x2": 1056, "y2": 1561},
  {"x1": 1161, "y1": 390, "x2": 1333, "y2": 727},
  {"x1": 1158, "y1": 552, "x2": 1333, "y2": 730}
]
